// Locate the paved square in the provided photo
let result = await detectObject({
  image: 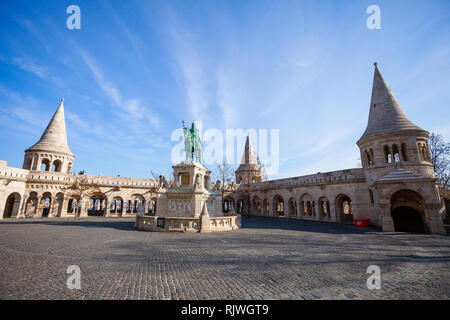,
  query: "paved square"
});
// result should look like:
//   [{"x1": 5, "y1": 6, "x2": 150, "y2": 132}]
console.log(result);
[{"x1": 0, "y1": 217, "x2": 449, "y2": 300}]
